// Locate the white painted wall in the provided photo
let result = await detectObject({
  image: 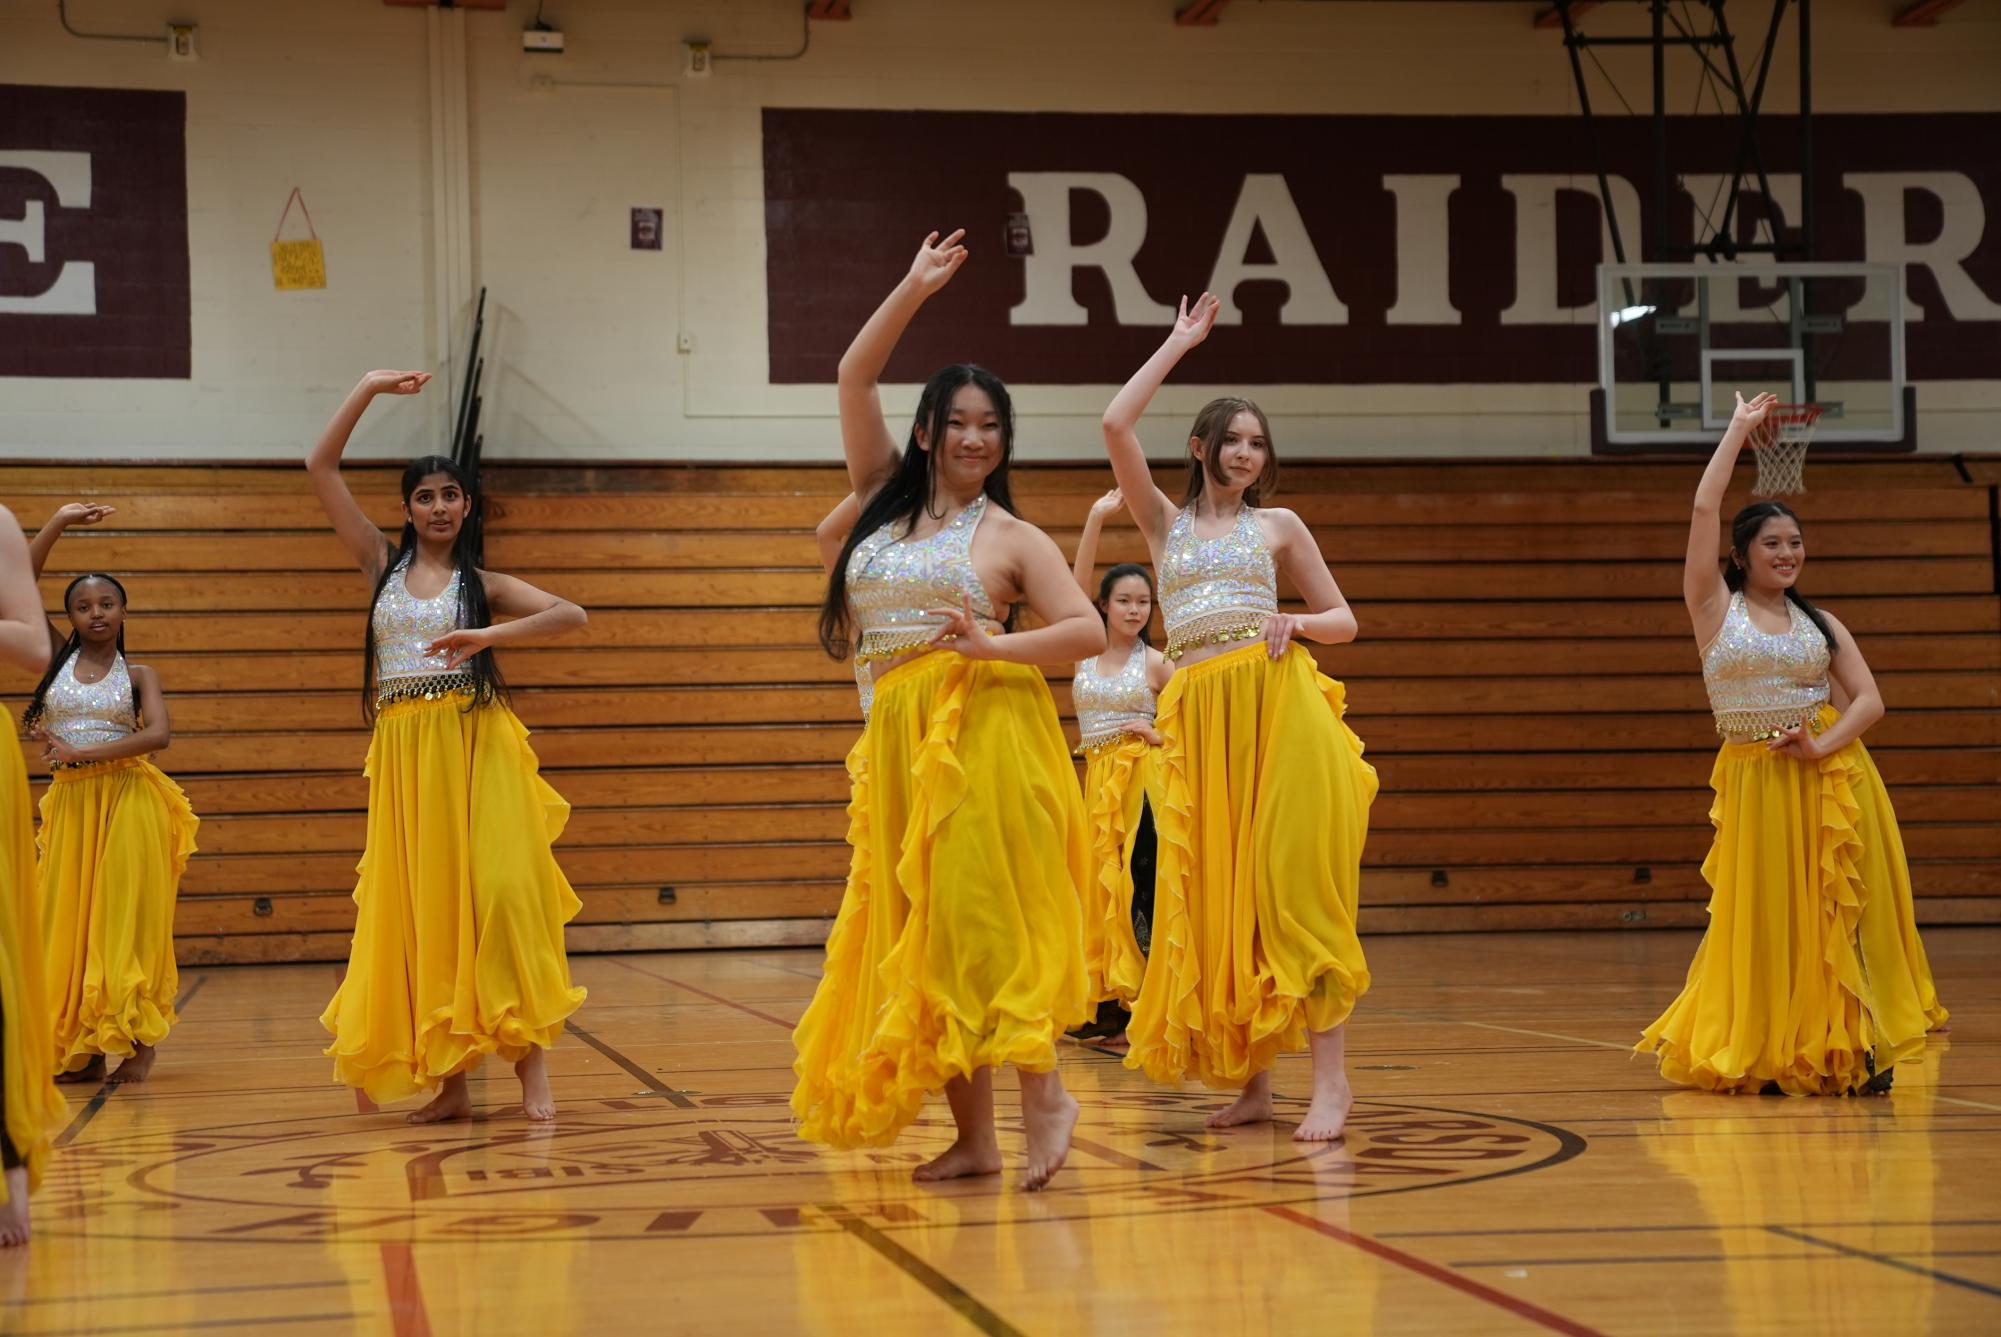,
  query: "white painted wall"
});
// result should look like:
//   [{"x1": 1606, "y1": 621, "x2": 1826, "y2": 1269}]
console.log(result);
[{"x1": 1, "y1": 0, "x2": 1997, "y2": 461}]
